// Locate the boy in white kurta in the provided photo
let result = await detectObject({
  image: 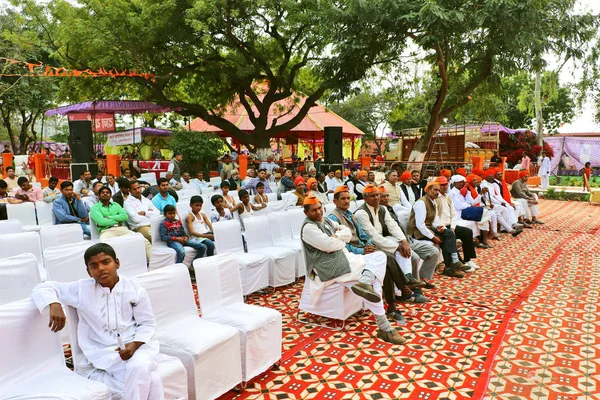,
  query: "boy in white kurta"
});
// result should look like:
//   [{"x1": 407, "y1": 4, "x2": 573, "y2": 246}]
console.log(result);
[{"x1": 31, "y1": 243, "x2": 164, "y2": 400}]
